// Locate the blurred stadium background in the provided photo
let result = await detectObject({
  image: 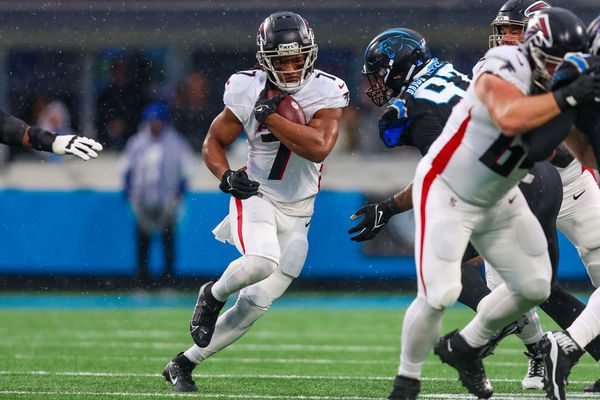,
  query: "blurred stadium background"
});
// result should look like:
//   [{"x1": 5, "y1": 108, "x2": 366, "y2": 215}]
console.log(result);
[{"x1": 0, "y1": 0, "x2": 598, "y2": 291}]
